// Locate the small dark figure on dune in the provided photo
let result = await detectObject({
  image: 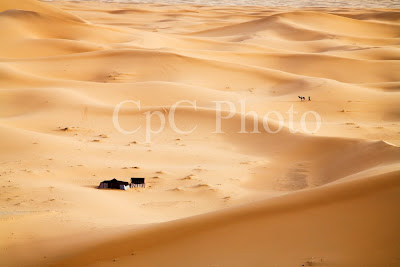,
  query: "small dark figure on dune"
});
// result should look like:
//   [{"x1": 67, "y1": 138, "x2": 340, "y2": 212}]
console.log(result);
[{"x1": 298, "y1": 96, "x2": 305, "y2": 101}]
